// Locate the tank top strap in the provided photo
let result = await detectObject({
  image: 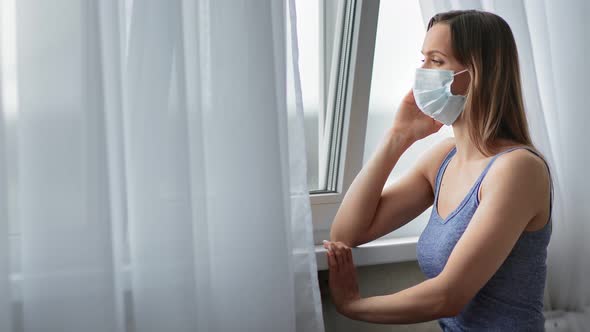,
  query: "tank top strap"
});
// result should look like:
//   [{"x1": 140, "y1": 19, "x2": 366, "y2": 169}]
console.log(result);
[
  {"x1": 478, "y1": 146, "x2": 527, "y2": 180},
  {"x1": 434, "y1": 145, "x2": 553, "y2": 221},
  {"x1": 434, "y1": 146, "x2": 458, "y2": 203},
  {"x1": 434, "y1": 145, "x2": 509, "y2": 206},
  {"x1": 496, "y1": 146, "x2": 554, "y2": 227}
]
